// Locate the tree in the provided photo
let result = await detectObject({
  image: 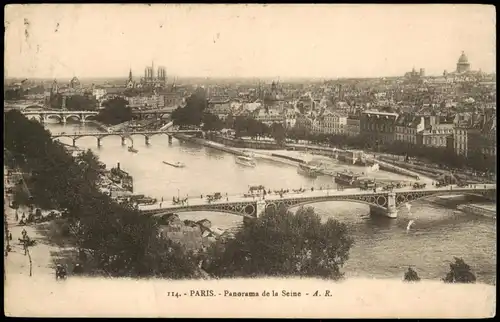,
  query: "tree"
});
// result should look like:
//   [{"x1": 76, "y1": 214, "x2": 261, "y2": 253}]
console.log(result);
[
  {"x1": 66, "y1": 95, "x2": 98, "y2": 111},
  {"x1": 96, "y1": 97, "x2": 132, "y2": 125},
  {"x1": 202, "y1": 112, "x2": 223, "y2": 132},
  {"x1": 403, "y1": 267, "x2": 421, "y2": 282},
  {"x1": 442, "y1": 257, "x2": 477, "y2": 284},
  {"x1": 270, "y1": 122, "x2": 286, "y2": 145},
  {"x1": 171, "y1": 89, "x2": 208, "y2": 126},
  {"x1": 205, "y1": 206, "x2": 354, "y2": 279}
]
